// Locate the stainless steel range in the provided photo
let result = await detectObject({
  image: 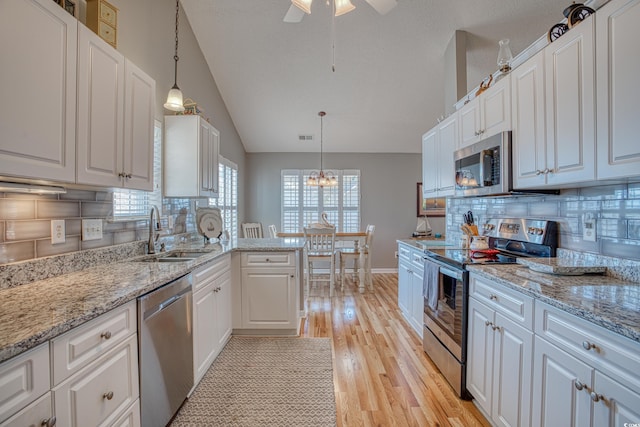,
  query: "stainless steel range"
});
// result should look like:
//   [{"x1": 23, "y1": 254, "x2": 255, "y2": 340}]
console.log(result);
[{"x1": 418, "y1": 218, "x2": 557, "y2": 398}]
